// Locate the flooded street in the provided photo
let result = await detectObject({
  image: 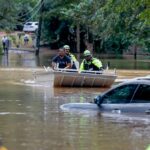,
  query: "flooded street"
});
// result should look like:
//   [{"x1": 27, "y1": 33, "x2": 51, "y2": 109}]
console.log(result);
[{"x1": 0, "y1": 50, "x2": 150, "y2": 150}]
